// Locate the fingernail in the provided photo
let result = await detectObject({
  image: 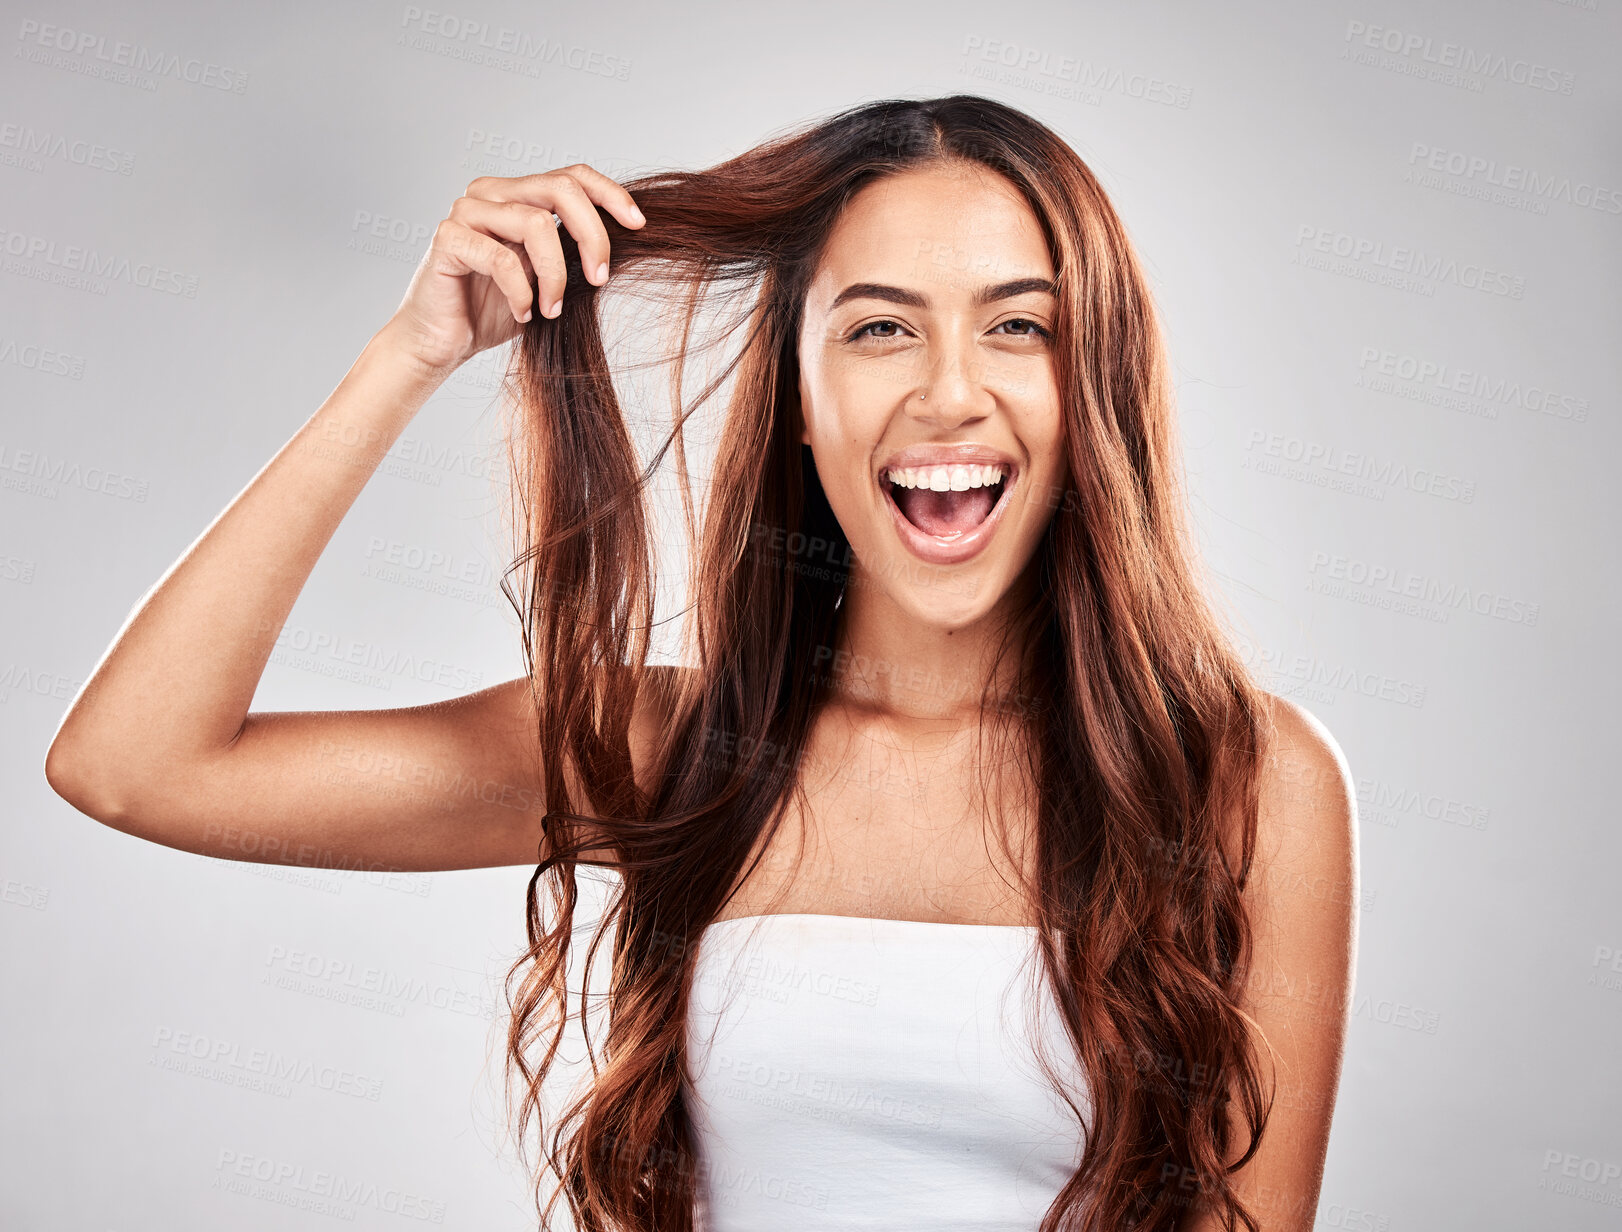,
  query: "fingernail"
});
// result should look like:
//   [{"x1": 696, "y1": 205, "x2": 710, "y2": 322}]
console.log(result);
[
  {"x1": 630, "y1": 206, "x2": 645, "y2": 223},
  {"x1": 517, "y1": 307, "x2": 532, "y2": 323},
  {"x1": 595, "y1": 261, "x2": 608, "y2": 284},
  {"x1": 546, "y1": 299, "x2": 562, "y2": 318}
]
